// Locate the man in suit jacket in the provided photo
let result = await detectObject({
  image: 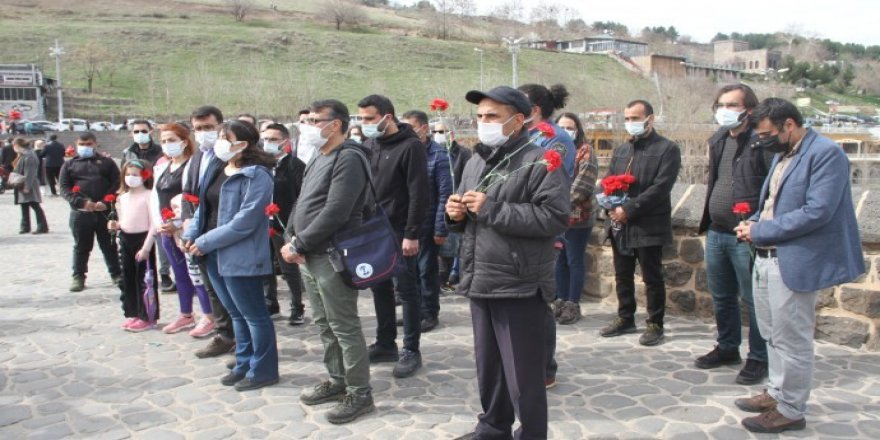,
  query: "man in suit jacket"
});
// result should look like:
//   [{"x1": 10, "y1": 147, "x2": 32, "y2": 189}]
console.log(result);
[{"x1": 734, "y1": 98, "x2": 865, "y2": 434}]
